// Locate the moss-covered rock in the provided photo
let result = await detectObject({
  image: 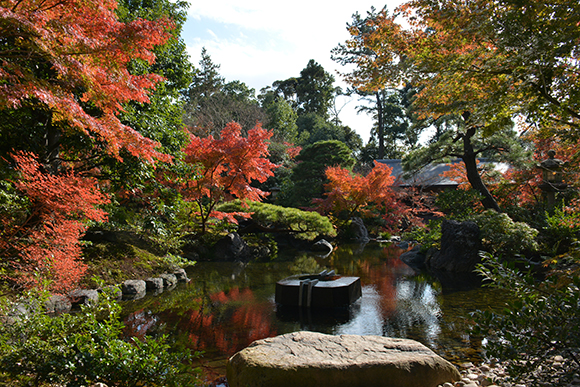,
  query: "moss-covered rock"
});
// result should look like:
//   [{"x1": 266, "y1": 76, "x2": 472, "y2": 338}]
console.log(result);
[{"x1": 81, "y1": 238, "x2": 190, "y2": 288}]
